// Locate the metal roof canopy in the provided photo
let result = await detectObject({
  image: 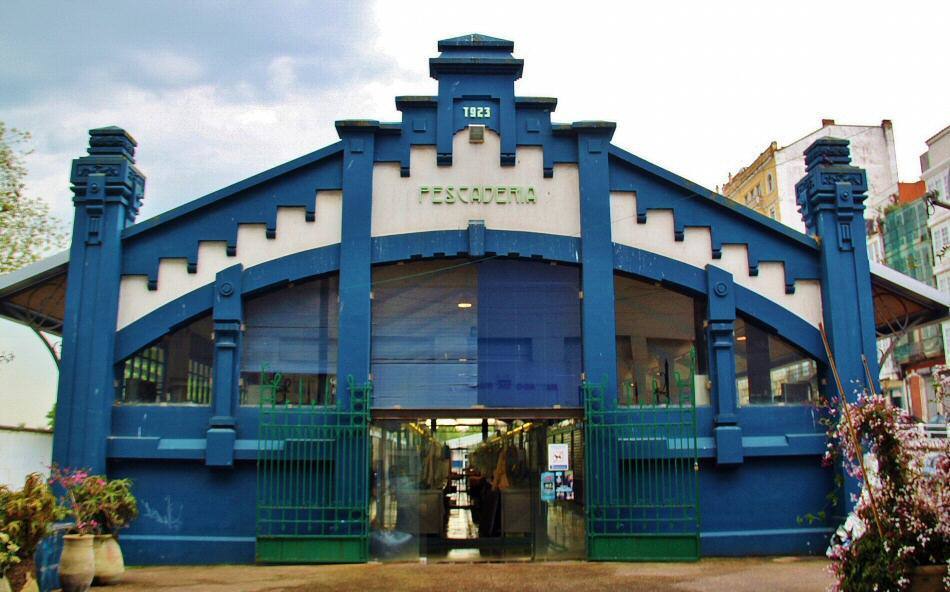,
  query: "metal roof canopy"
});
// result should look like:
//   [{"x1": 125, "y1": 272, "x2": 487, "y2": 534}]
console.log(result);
[
  {"x1": 0, "y1": 250, "x2": 69, "y2": 335},
  {"x1": 0, "y1": 253, "x2": 947, "y2": 339},
  {"x1": 870, "y1": 260, "x2": 949, "y2": 335}
]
